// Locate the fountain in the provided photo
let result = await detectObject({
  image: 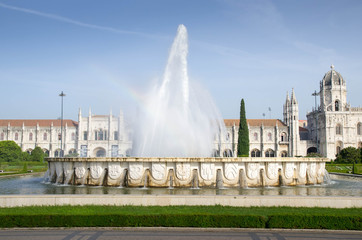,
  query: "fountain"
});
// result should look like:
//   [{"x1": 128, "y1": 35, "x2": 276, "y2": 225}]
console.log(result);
[{"x1": 45, "y1": 25, "x2": 330, "y2": 188}]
